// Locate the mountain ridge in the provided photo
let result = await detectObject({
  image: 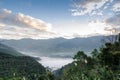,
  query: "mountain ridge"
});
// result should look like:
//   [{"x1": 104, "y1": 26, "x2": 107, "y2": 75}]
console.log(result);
[
  {"x1": 2, "y1": 35, "x2": 104, "y2": 57},
  {"x1": 0, "y1": 43, "x2": 24, "y2": 56}
]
